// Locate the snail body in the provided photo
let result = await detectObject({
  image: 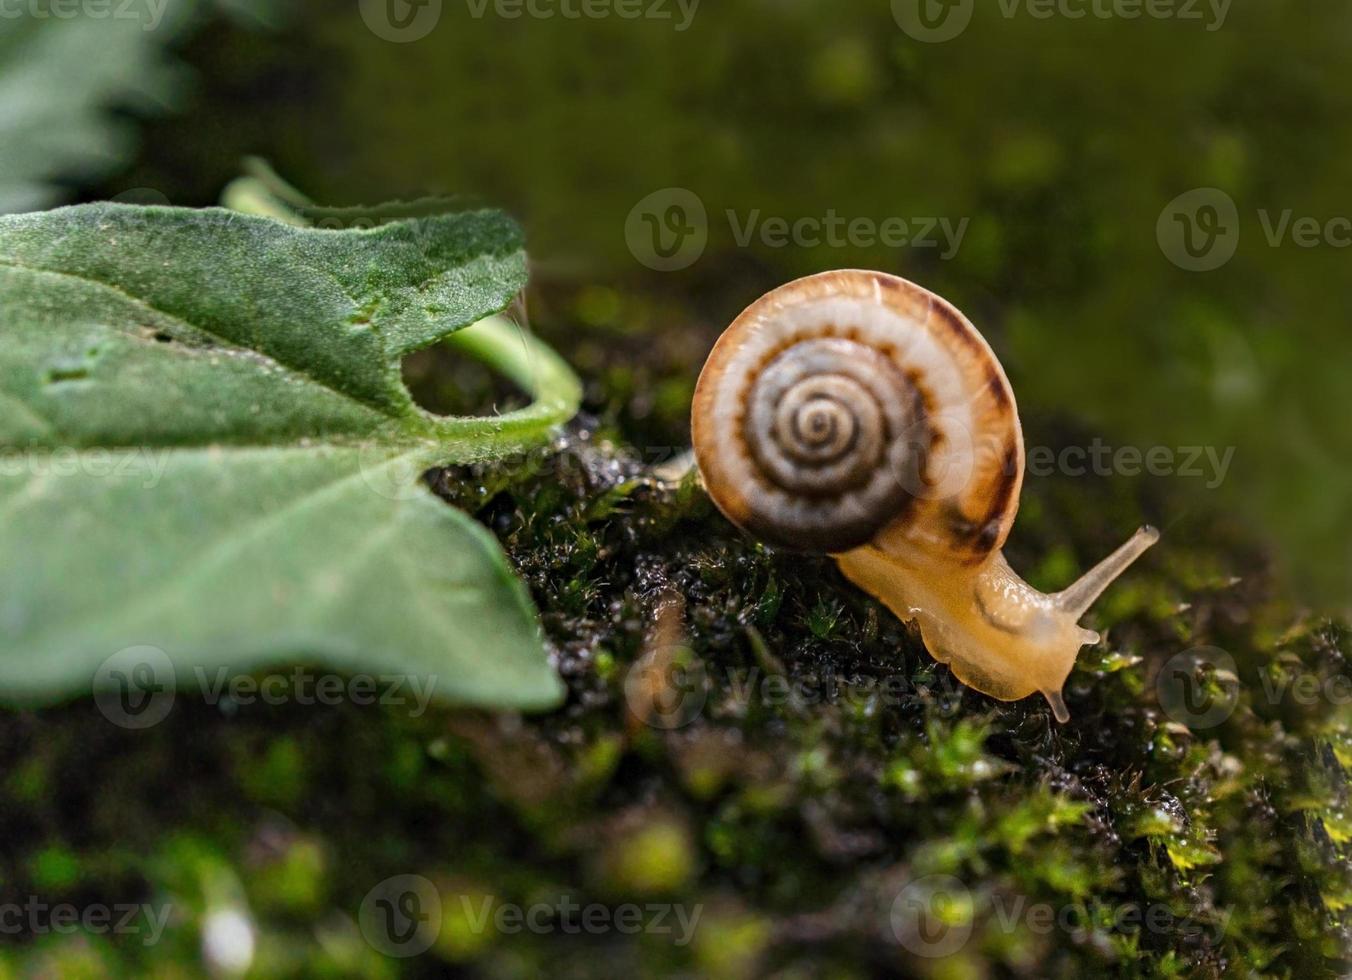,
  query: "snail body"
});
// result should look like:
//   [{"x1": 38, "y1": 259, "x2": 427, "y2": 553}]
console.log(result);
[{"x1": 691, "y1": 270, "x2": 1158, "y2": 722}]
